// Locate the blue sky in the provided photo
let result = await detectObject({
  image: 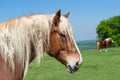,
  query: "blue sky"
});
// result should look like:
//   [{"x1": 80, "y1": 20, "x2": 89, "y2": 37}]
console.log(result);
[{"x1": 0, "y1": 0, "x2": 120, "y2": 41}]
